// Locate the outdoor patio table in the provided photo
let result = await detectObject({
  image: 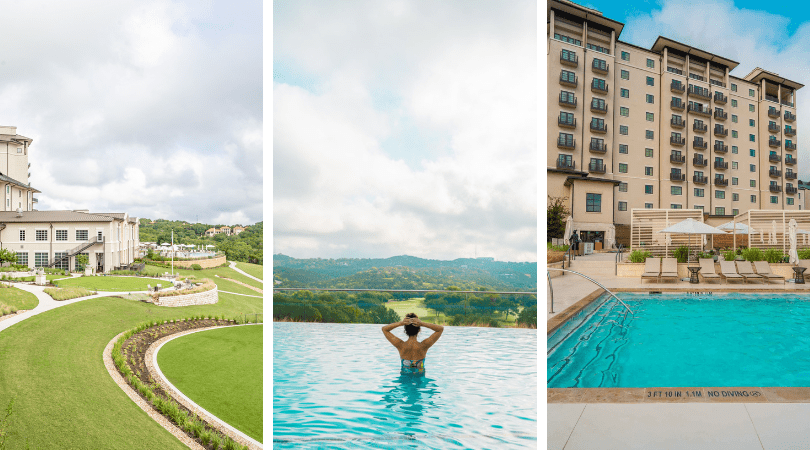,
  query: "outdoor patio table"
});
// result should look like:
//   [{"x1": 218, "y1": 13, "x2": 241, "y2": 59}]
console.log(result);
[
  {"x1": 687, "y1": 266, "x2": 701, "y2": 284},
  {"x1": 793, "y1": 266, "x2": 806, "y2": 284}
]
